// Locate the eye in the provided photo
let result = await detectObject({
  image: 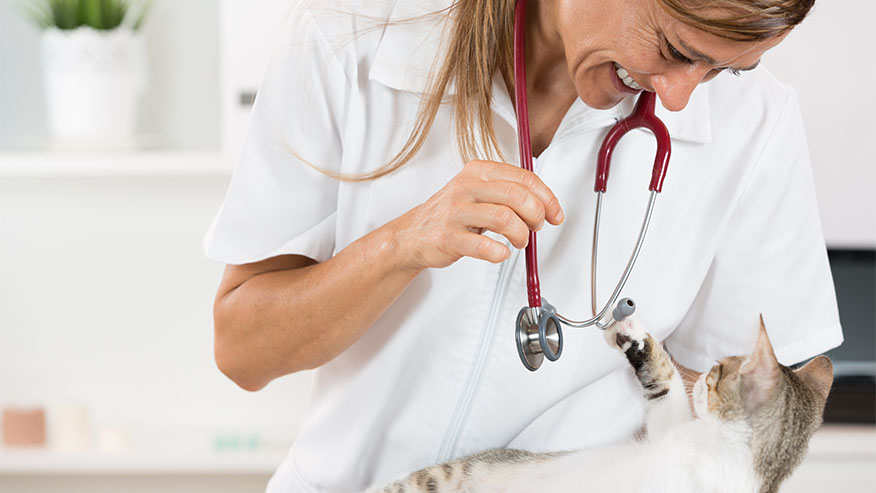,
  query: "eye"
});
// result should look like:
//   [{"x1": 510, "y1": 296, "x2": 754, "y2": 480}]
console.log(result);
[
  {"x1": 667, "y1": 42, "x2": 694, "y2": 65},
  {"x1": 724, "y1": 67, "x2": 742, "y2": 77}
]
